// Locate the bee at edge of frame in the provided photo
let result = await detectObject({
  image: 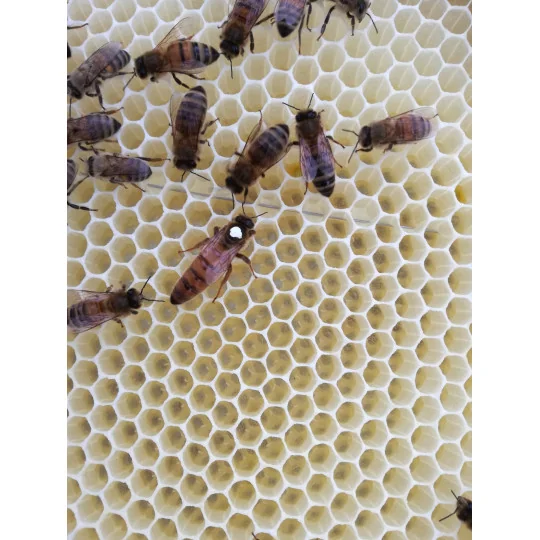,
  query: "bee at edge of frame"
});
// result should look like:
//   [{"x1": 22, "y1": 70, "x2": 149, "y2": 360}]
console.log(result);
[
  {"x1": 67, "y1": 275, "x2": 164, "y2": 334},
  {"x1": 318, "y1": 0, "x2": 378, "y2": 41},
  {"x1": 67, "y1": 109, "x2": 122, "y2": 146},
  {"x1": 439, "y1": 491, "x2": 472, "y2": 530}
]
